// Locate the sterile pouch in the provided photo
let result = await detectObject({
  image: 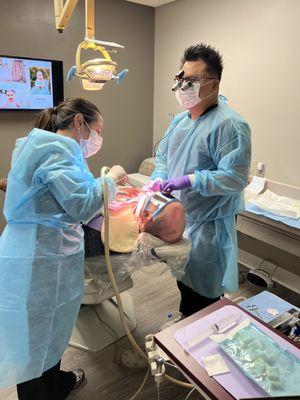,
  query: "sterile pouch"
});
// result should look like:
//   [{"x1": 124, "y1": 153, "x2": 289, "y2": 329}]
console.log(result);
[{"x1": 219, "y1": 323, "x2": 300, "y2": 396}]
